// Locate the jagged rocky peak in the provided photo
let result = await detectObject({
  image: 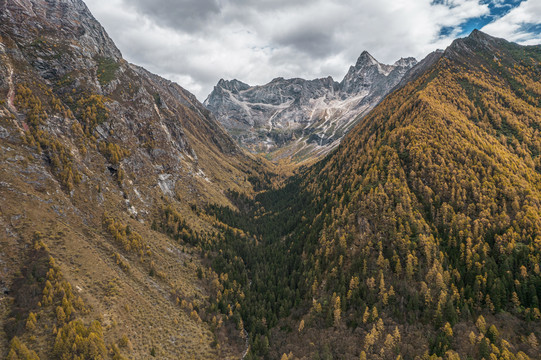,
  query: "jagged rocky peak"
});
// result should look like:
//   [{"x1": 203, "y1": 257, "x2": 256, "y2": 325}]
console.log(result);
[
  {"x1": 339, "y1": 50, "x2": 416, "y2": 95},
  {"x1": 216, "y1": 78, "x2": 250, "y2": 93},
  {"x1": 395, "y1": 49, "x2": 445, "y2": 89},
  {"x1": 0, "y1": 0, "x2": 124, "y2": 87},
  {"x1": 205, "y1": 50, "x2": 417, "y2": 161},
  {"x1": 394, "y1": 57, "x2": 418, "y2": 67},
  {"x1": 0, "y1": 0, "x2": 121, "y2": 60},
  {"x1": 270, "y1": 76, "x2": 285, "y2": 83},
  {"x1": 355, "y1": 50, "x2": 379, "y2": 67}
]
